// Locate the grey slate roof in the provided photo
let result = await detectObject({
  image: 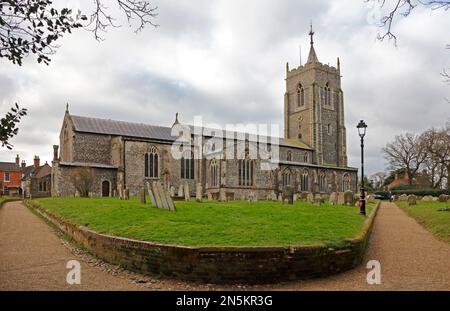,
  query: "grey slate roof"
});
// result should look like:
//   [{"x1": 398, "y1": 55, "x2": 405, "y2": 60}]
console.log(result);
[
  {"x1": 59, "y1": 161, "x2": 118, "y2": 169},
  {"x1": 0, "y1": 162, "x2": 20, "y2": 172},
  {"x1": 70, "y1": 114, "x2": 313, "y2": 150},
  {"x1": 71, "y1": 115, "x2": 177, "y2": 142}
]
